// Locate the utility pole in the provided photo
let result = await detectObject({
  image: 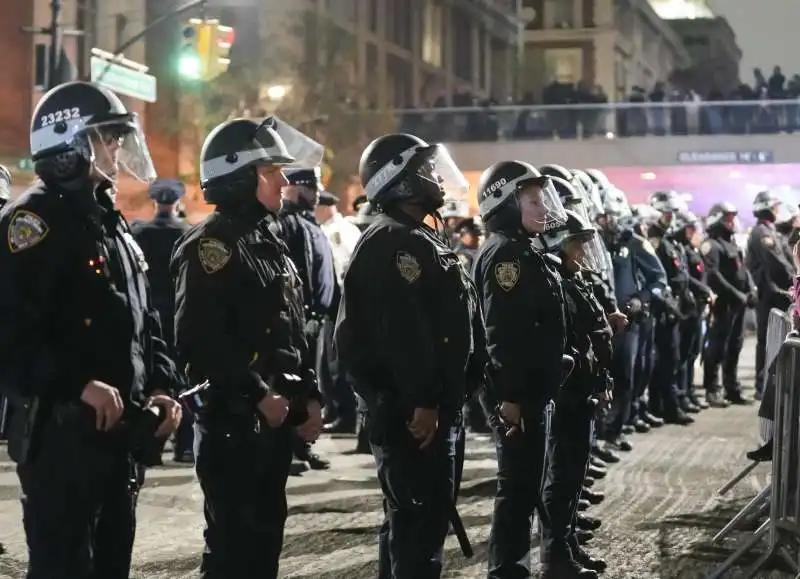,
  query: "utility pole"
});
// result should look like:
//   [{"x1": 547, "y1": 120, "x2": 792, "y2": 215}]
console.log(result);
[{"x1": 21, "y1": 0, "x2": 84, "y2": 90}]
